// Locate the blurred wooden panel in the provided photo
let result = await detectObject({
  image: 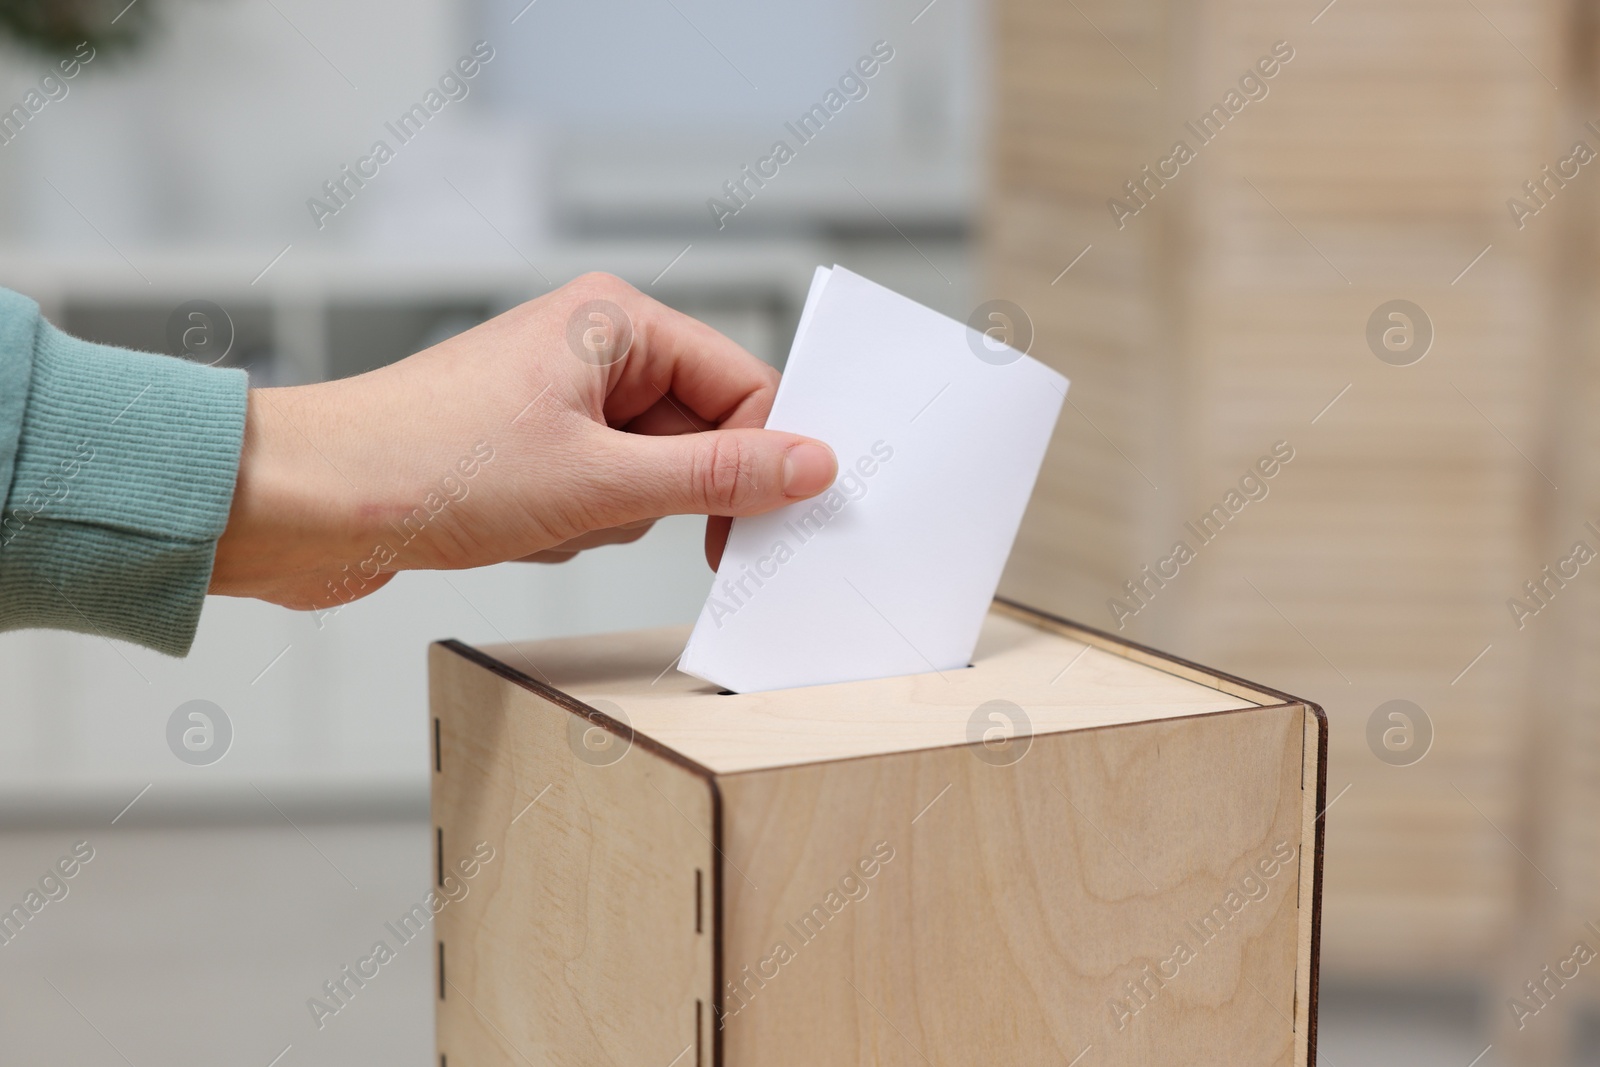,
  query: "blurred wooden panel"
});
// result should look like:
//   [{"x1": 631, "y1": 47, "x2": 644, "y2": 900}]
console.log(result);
[
  {"x1": 986, "y1": 0, "x2": 1566, "y2": 985},
  {"x1": 1510, "y1": 8, "x2": 1600, "y2": 1064}
]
